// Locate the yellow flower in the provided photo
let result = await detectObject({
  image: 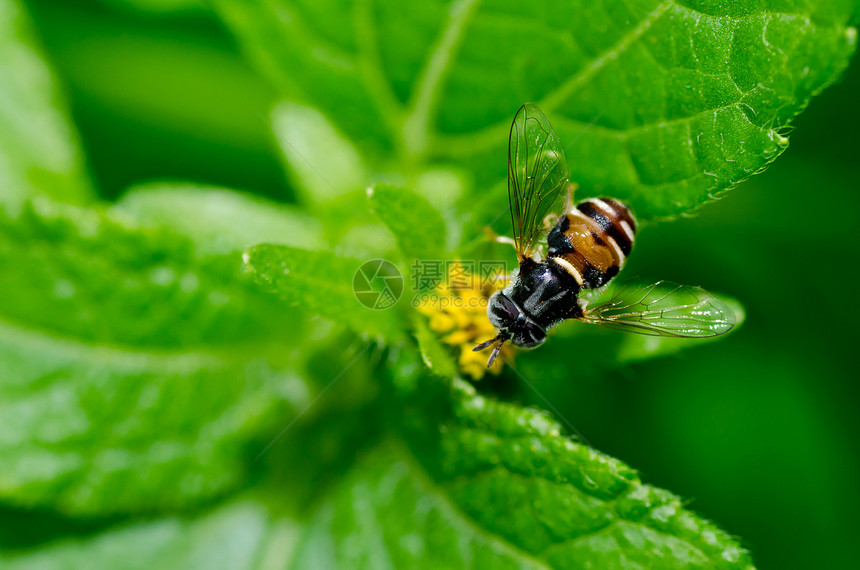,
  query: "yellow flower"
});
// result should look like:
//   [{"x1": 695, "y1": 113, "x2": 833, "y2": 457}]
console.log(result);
[{"x1": 416, "y1": 262, "x2": 514, "y2": 379}]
